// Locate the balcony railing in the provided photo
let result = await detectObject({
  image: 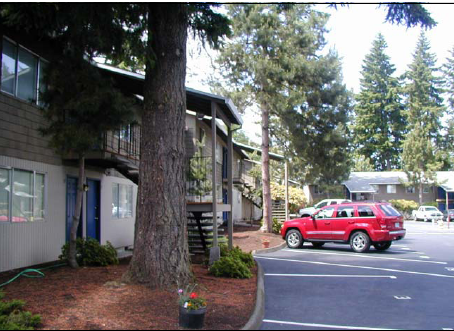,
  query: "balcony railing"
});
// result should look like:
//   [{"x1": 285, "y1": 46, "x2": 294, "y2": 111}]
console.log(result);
[
  {"x1": 186, "y1": 156, "x2": 222, "y2": 203},
  {"x1": 104, "y1": 124, "x2": 141, "y2": 162}
]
